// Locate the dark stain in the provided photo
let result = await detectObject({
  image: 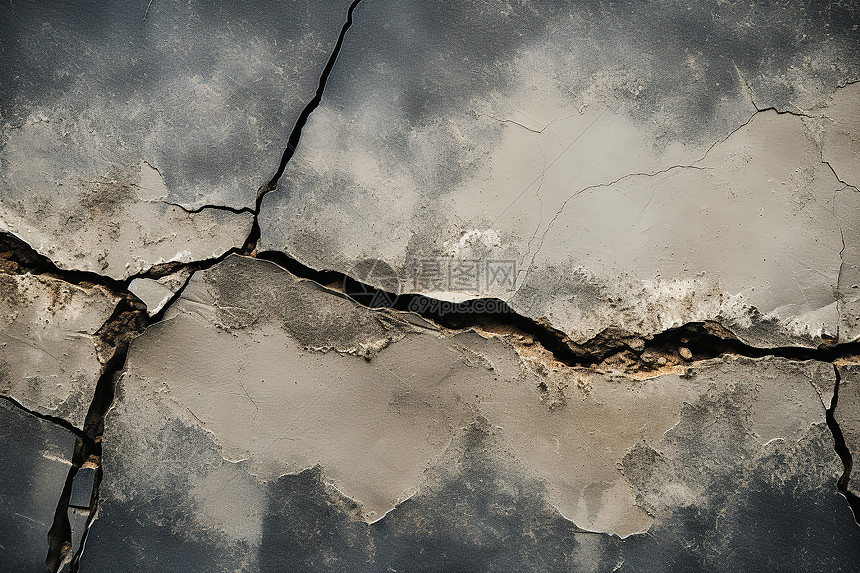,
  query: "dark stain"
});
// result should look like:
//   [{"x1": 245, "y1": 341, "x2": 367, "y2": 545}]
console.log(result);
[
  {"x1": 0, "y1": 0, "x2": 355, "y2": 207},
  {"x1": 622, "y1": 386, "x2": 860, "y2": 572},
  {"x1": 258, "y1": 422, "x2": 609, "y2": 573},
  {"x1": 0, "y1": 400, "x2": 76, "y2": 573}
]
